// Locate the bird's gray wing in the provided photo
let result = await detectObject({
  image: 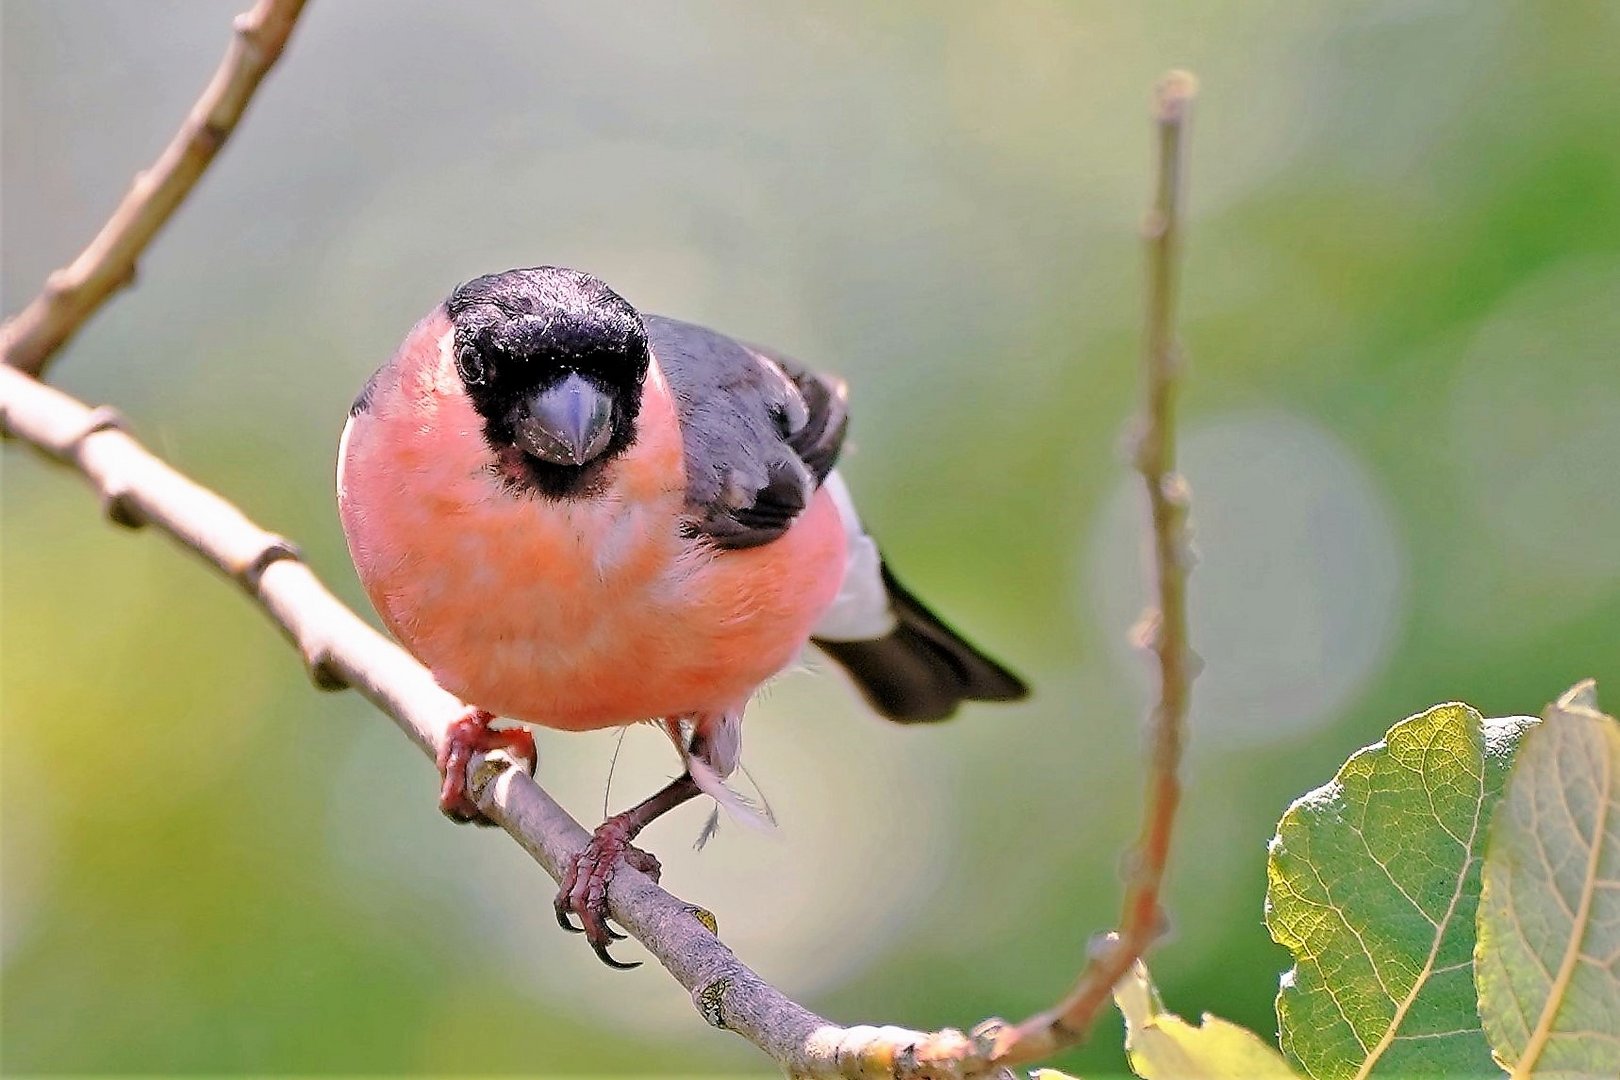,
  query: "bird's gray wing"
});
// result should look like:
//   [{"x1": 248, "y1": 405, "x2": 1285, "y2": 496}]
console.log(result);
[{"x1": 644, "y1": 315, "x2": 848, "y2": 549}]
